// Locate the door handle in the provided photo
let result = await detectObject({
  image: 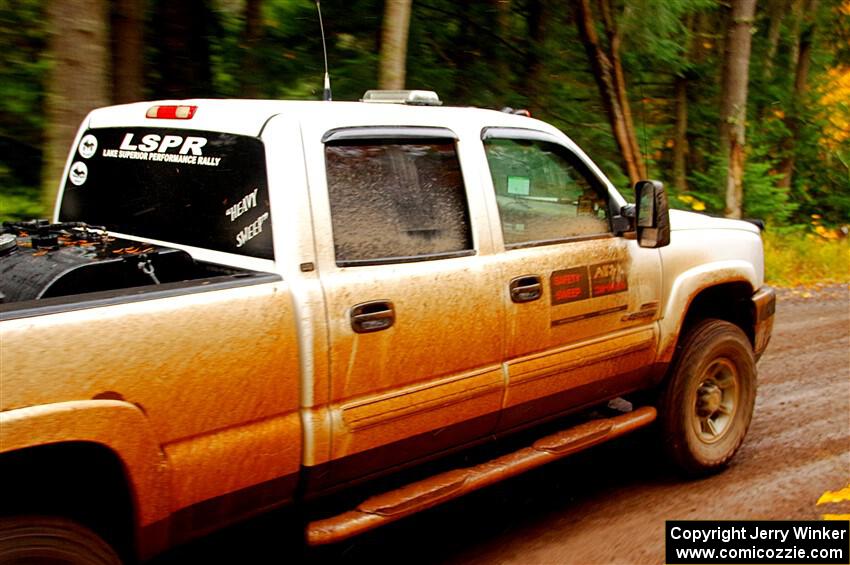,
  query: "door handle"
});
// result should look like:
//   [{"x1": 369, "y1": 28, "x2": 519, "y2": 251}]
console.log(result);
[
  {"x1": 350, "y1": 300, "x2": 395, "y2": 333},
  {"x1": 509, "y1": 275, "x2": 543, "y2": 303}
]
